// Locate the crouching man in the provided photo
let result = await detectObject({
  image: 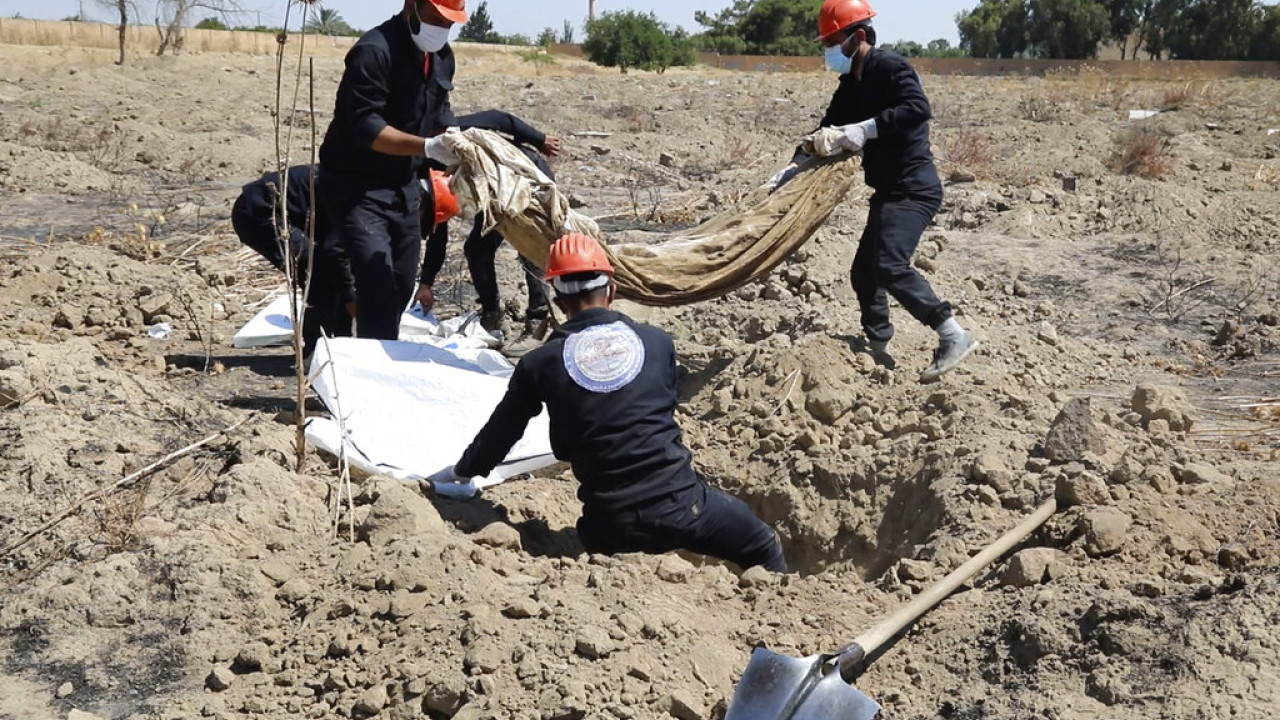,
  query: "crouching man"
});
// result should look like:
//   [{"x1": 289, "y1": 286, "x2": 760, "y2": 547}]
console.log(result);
[{"x1": 427, "y1": 233, "x2": 788, "y2": 573}]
